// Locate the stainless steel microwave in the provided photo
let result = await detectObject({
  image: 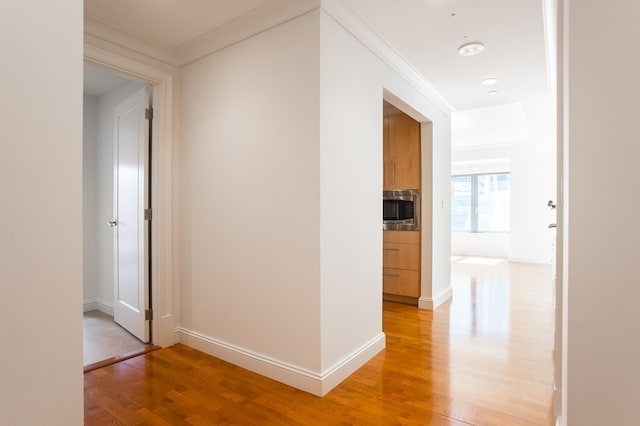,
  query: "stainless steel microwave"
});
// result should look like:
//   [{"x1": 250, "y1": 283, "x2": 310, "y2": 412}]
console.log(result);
[{"x1": 383, "y1": 189, "x2": 420, "y2": 231}]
